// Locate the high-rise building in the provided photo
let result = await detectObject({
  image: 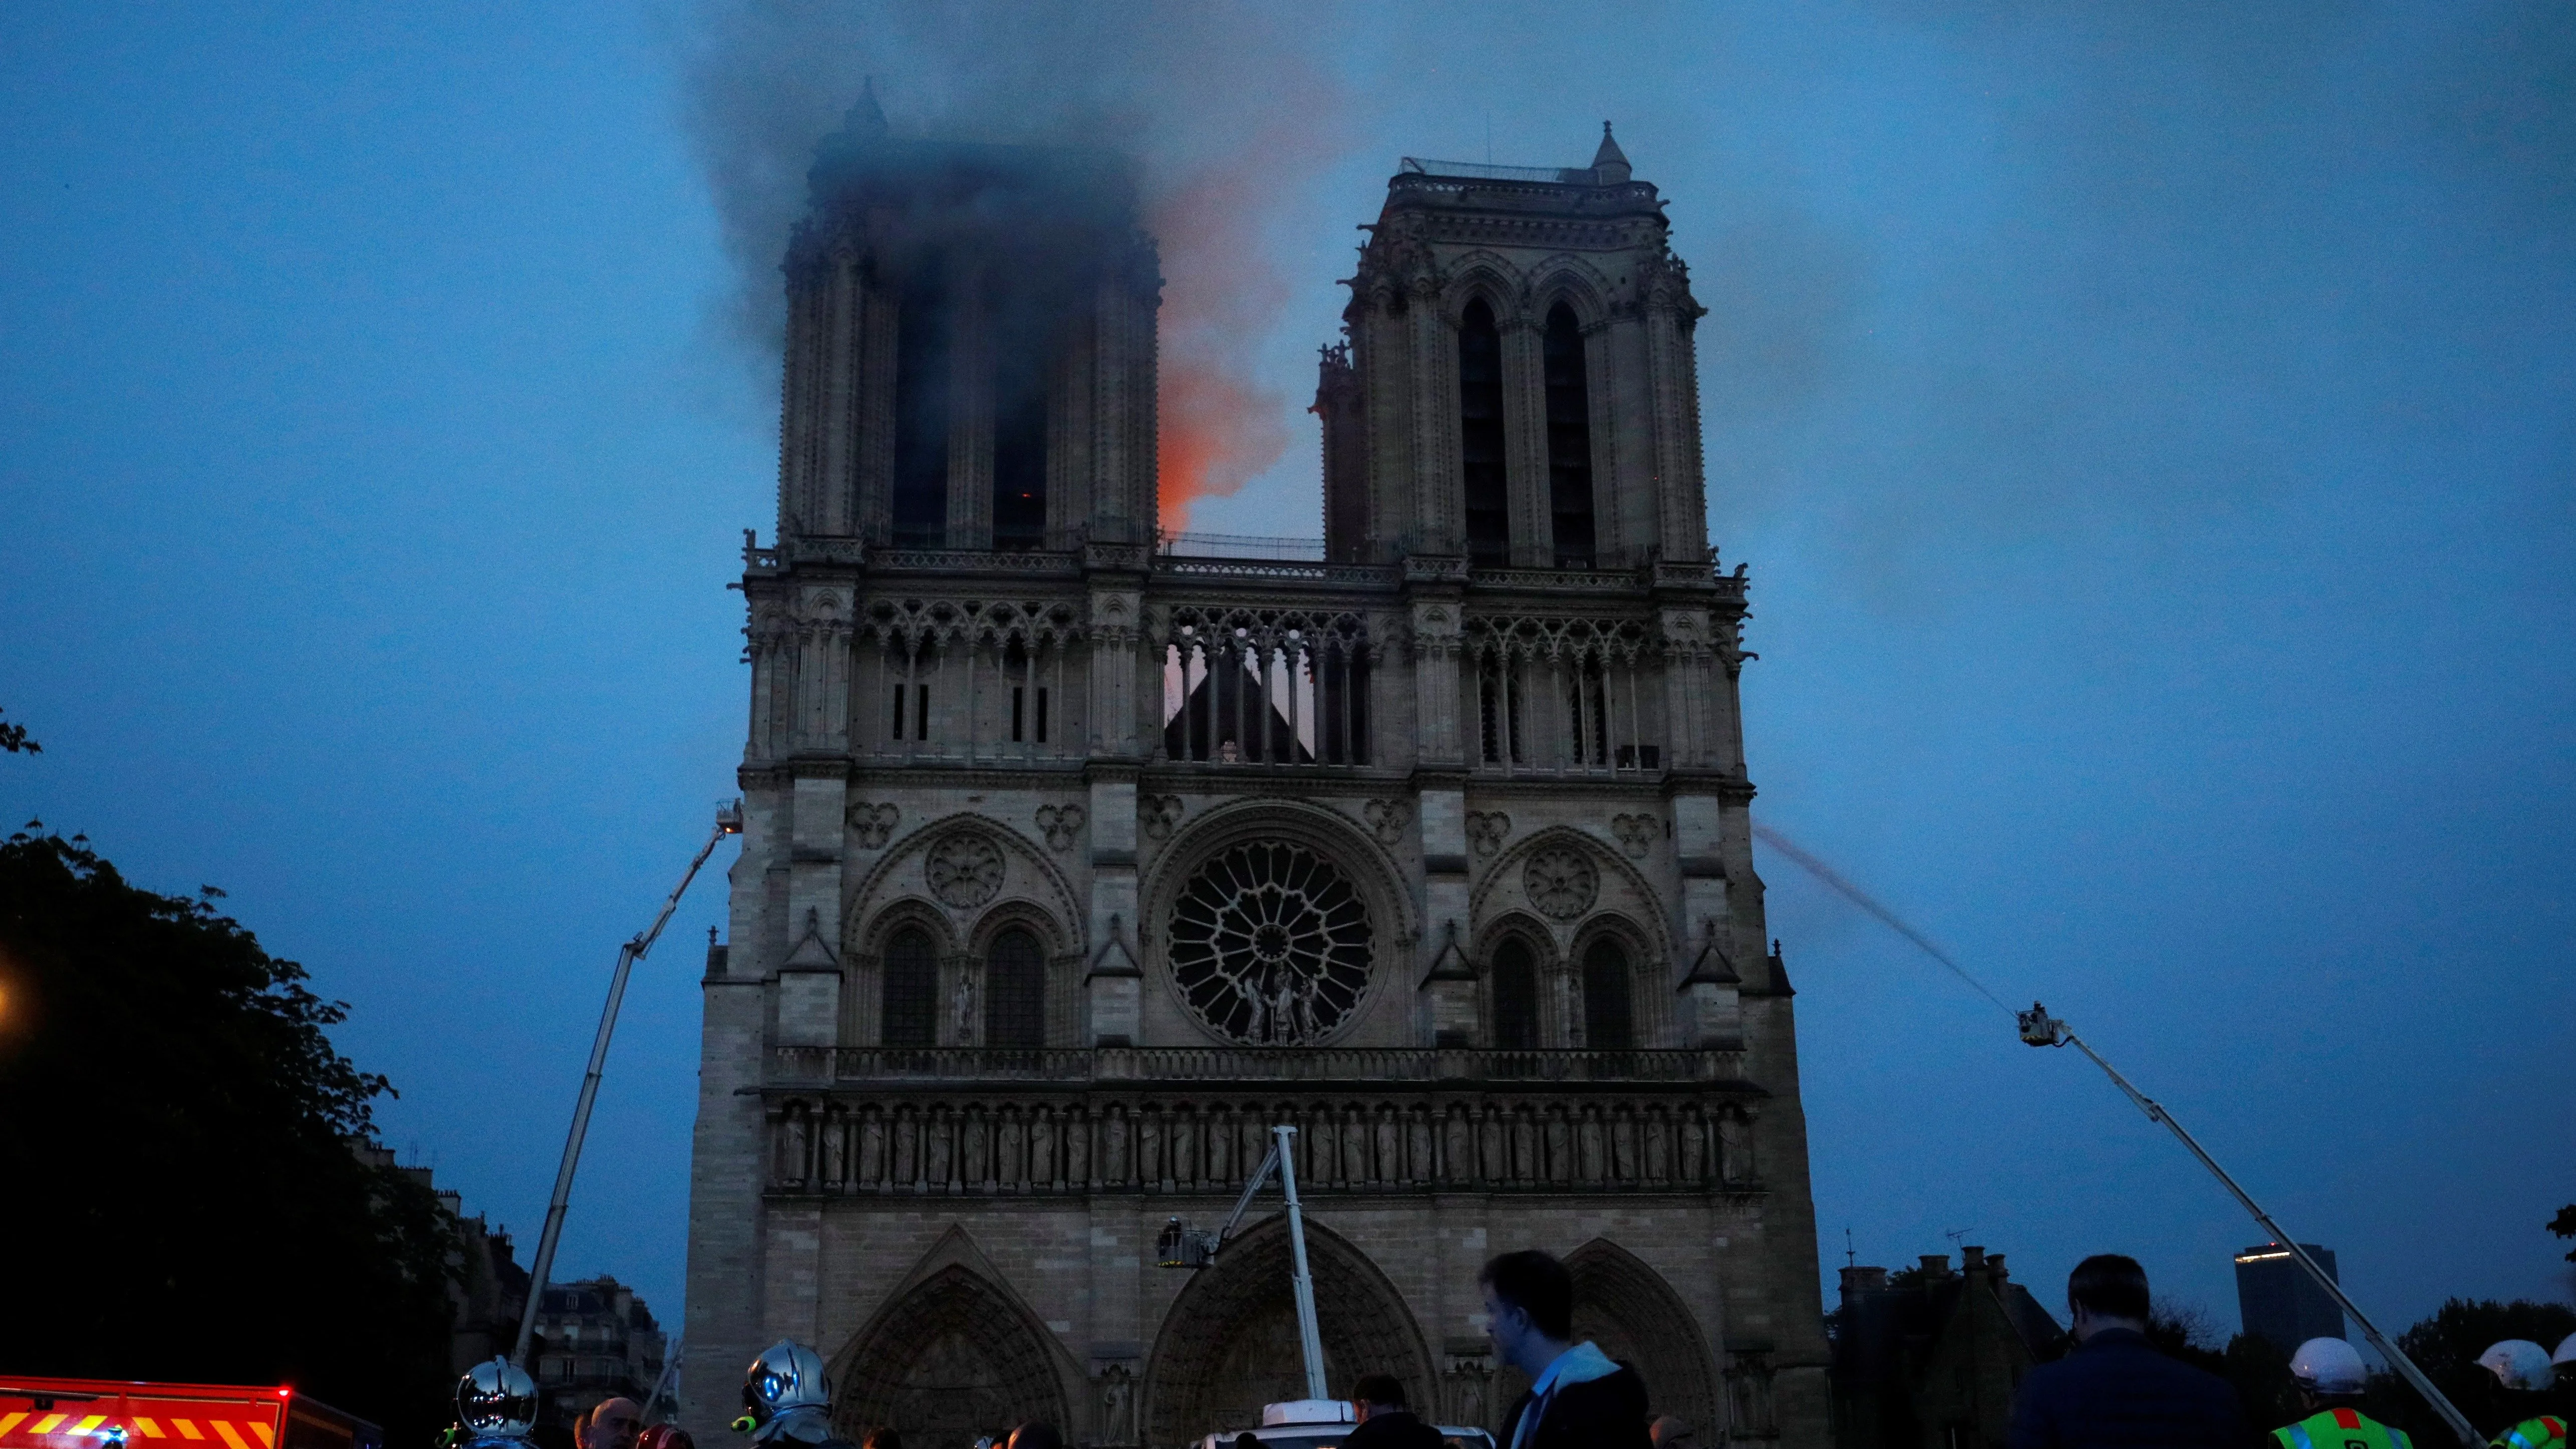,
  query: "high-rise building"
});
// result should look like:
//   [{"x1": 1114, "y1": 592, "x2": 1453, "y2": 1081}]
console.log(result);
[
  {"x1": 681, "y1": 105, "x2": 1831, "y2": 1448},
  {"x1": 2234, "y1": 1242, "x2": 2344, "y2": 1351}
]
